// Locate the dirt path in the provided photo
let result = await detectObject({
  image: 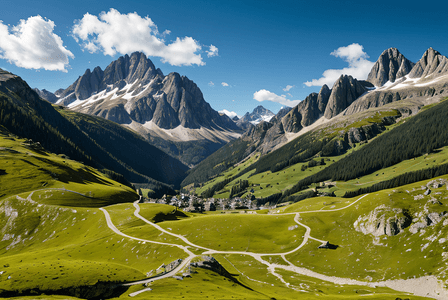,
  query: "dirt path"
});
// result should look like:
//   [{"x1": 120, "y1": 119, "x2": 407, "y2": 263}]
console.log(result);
[
  {"x1": 98, "y1": 194, "x2": 447, "y2": 299},
  {"x1": 132, "y1": 201, "x2": 212, "y2": 251}
]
